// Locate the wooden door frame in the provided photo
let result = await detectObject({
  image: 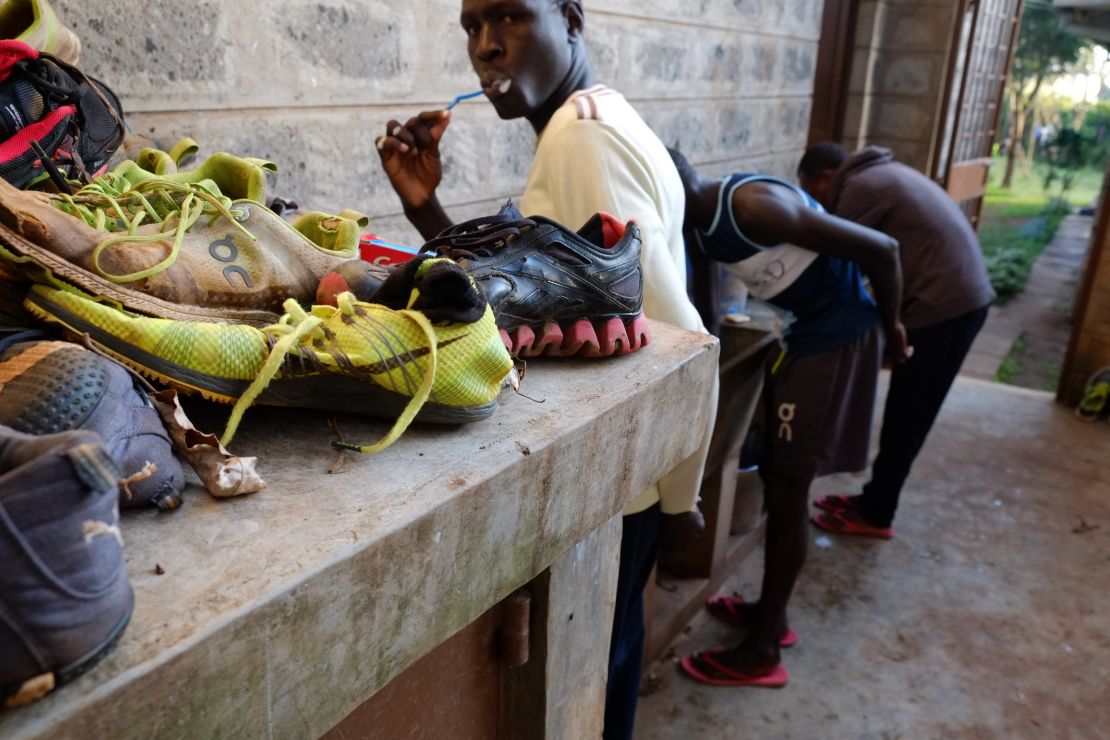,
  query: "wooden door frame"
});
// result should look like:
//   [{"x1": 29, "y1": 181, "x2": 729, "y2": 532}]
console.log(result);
[
  {"x1": 1059, "y1": 155, "x2": 1110, "y2": 404},
  {"x1": 807, "y1": 0, "x2": 860, "y2": 145},
  {"x1": 932, "y1": 0, "x2": 1026, "y2": 224}
]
